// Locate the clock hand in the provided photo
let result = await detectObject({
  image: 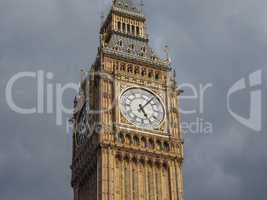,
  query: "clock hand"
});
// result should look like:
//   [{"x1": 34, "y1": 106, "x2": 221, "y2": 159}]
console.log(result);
[
  {"x1": 140, "y1": 97, "x2": 155, "y2": 110},
  {"x1": 138, "y1": 104, "x2": 148, "y2": 118}
]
